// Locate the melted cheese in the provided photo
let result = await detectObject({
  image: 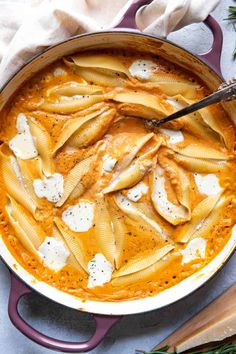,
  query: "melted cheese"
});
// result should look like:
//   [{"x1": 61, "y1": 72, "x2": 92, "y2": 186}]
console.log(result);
[
  {"x1": 129, "y1": 59, "x2": 156, "y2": 80},
  {"x1": 87, "y1": 253, "x2": 113, "y2": 288},
  {"x1": 127, "y1": 182, "x2": 148, "y2": 202},
  {"x1": 62, "y1": 201, "x2": 94, "y2": 232},
  {"x1": 160, "y1": 128, "x2": 184, "y2": 144},
  {"x1": 54, "y1": 67, "x2": 66, "y2": 76},
  {"x1": 194, "y1": 173, "x2": 222, "y2": 196},
  {"x1": 38, "y1": 237, "x2": 69, "y2": 271},
  {"x1": 33, "y1": 173, "x2": 64, "y2": 203},
  {"x1": 181, "y1": 238, "x2": 206, "y2": 265},
  {"x1": 166, "y1": 97, "x2": 184, "y2": 110},
  {"x1": 9, "y1": 113, "x2": 38, "y2": 159},
  {"x1": 102, "y1": 154, "x2": 117, "y2": 172}
]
